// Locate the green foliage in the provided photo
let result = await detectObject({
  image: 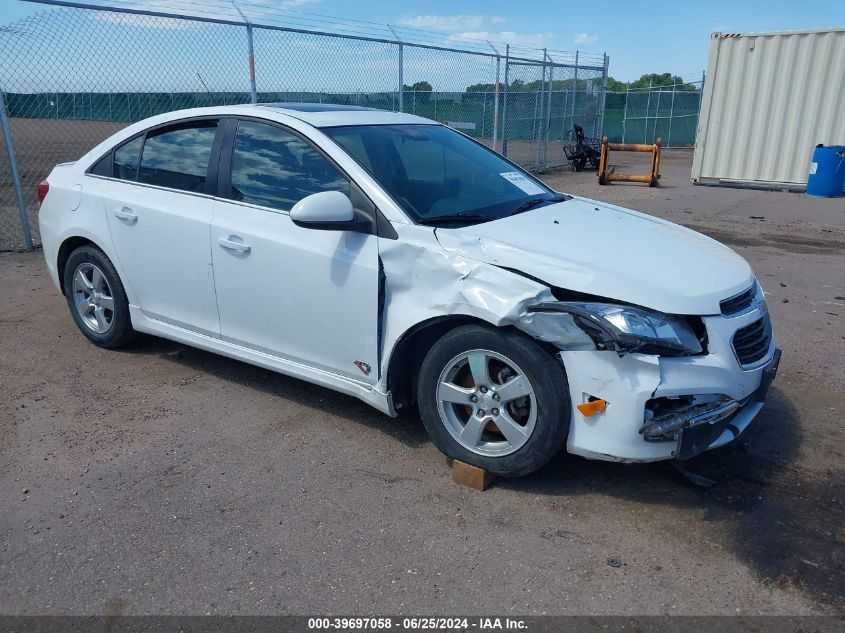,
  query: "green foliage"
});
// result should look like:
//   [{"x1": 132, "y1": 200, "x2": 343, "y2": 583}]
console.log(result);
[
  {"x1": 606, "y1": 73, "x2": 700, "y2": 92},
  {"x1": 403, "y1": 80, "x2": 432, "y2": 92}
]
